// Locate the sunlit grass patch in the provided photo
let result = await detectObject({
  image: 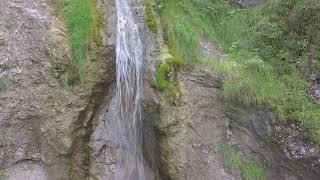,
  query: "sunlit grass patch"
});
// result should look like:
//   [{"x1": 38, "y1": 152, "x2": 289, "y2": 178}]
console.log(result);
[
  {"x1": 63, "y1": 0, "x2": 102, "y2": 82},
  {"x1": 159, "y1": 0, "x2": 320, "y2": 143}
]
